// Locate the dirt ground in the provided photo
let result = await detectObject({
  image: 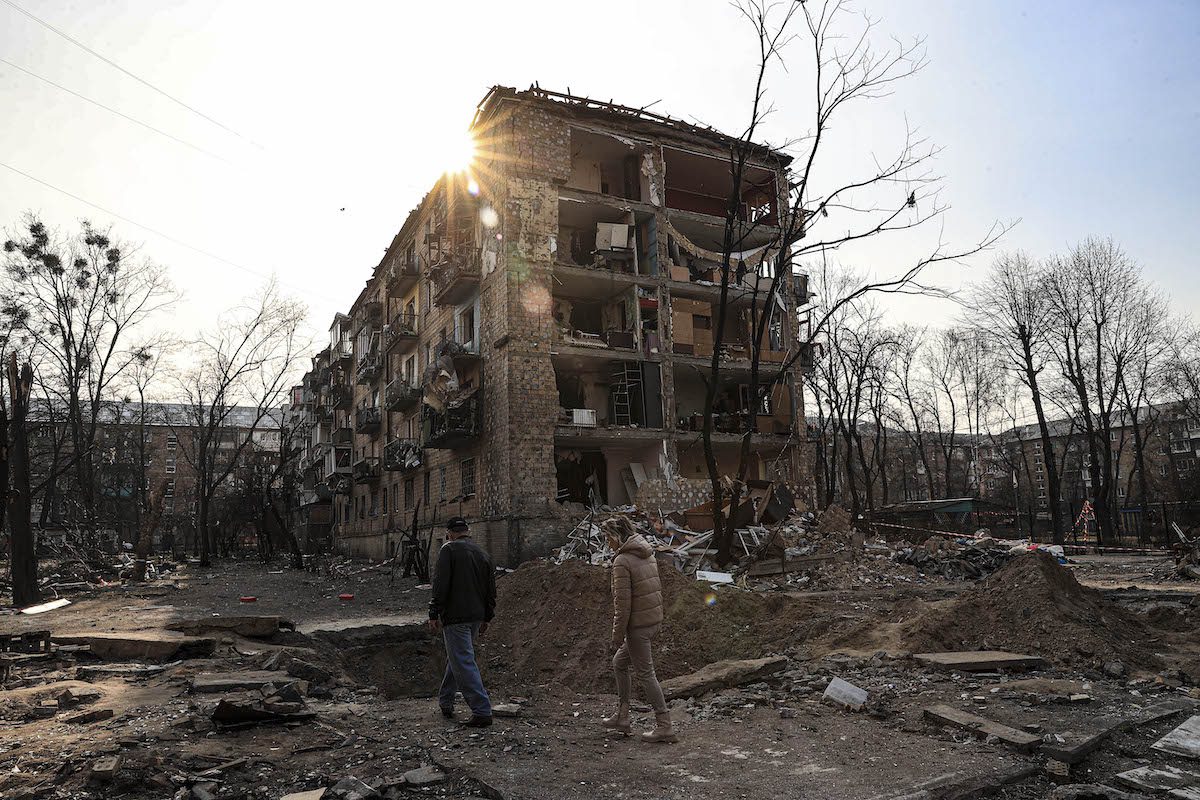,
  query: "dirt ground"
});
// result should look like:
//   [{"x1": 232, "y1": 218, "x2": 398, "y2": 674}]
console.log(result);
[{"x1": 3, "y1": 552, "x2": 1200, "y2": 799}]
